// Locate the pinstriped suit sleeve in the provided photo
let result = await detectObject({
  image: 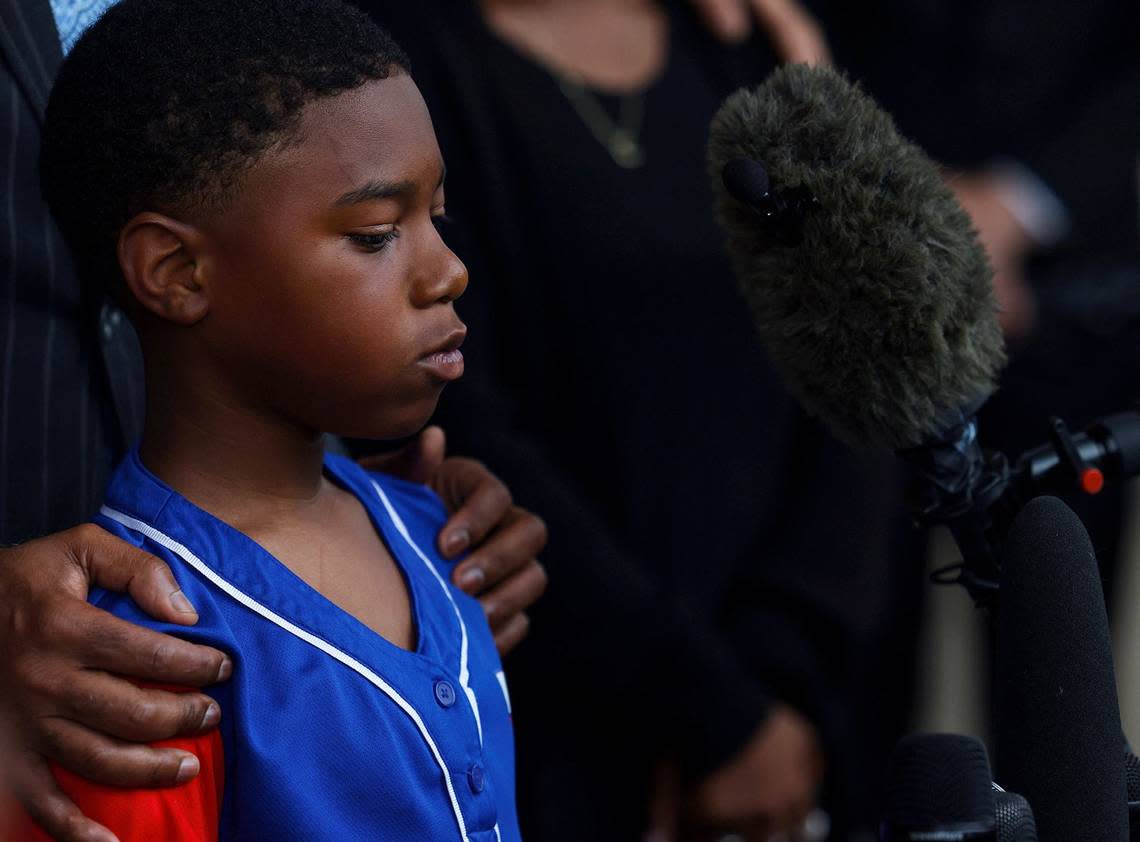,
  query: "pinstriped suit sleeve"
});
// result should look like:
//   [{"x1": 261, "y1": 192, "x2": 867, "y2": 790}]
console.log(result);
[{"x1": 0, "y1": 0, "x2": 130, "y2": 543}]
